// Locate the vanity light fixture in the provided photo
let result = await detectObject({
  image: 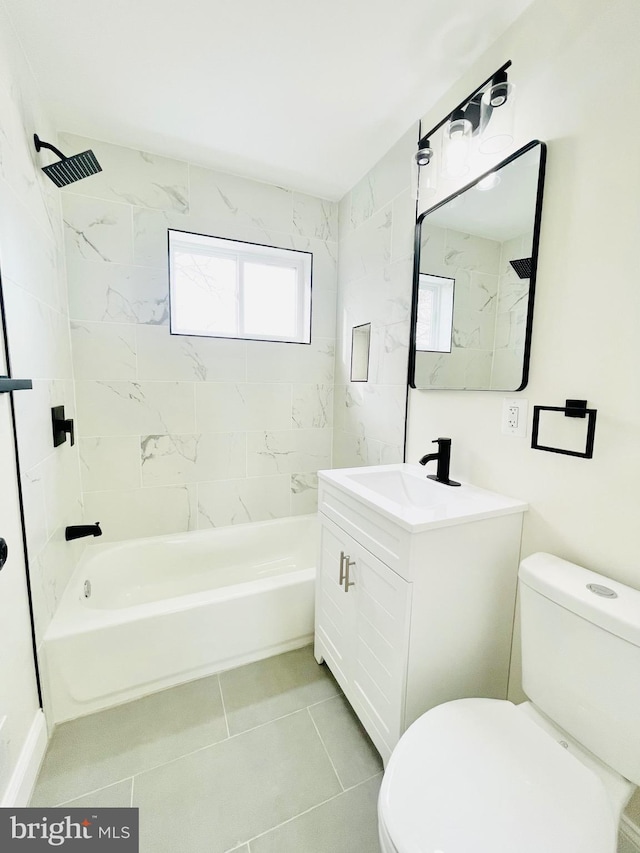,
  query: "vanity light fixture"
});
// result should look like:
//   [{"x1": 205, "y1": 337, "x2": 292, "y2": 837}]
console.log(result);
[
  {"x1": 414, "y1": 61, "x2": 515, "y2": 189},
  {"x1": 447, "y1": 109, "x2": 472, "y2": 141},
  {"x1": 485, "y1": 69, "x2": 511, "y2": 108},
  {"x1": 414, "y1": 135, "x2": 438, "y2": 200},
  {"x1": 443, "y1": 108, "x2": 472, "y2": 177},
  {"x1": 415, "y1": 136, "x2": 433, "y2": 167},
  {"x1": 479, "y1": 69, "x2": 516, "y2": 154}
]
